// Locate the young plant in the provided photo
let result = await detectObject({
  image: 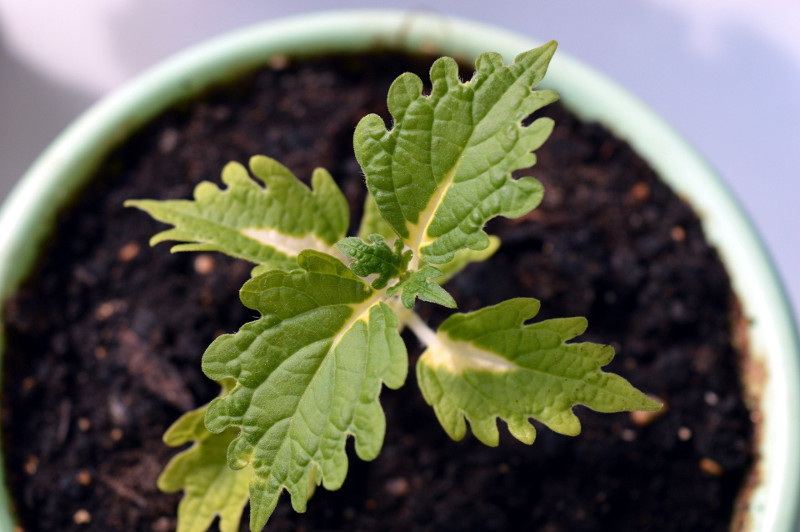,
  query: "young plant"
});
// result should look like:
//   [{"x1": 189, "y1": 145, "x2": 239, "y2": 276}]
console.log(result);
[{"x1": 127, "y1": 41, "x2": 660, "y2": 532}]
